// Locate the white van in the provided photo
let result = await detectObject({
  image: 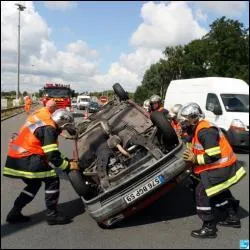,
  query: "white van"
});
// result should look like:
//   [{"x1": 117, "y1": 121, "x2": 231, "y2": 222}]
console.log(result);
[
  {"x1": 164, "y1": 77, "x2": 249, "y2": 149},
  {"x1": 77, "y1": 95, "x2": 91, "y2": 110}
]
